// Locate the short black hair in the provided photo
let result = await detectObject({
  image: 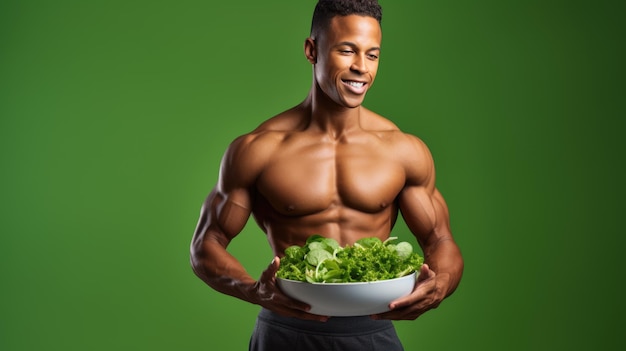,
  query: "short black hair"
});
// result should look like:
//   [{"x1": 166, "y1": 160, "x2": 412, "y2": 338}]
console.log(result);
[{"x1": 310, "y1": 0, "x2": 383, "y2": 38}]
